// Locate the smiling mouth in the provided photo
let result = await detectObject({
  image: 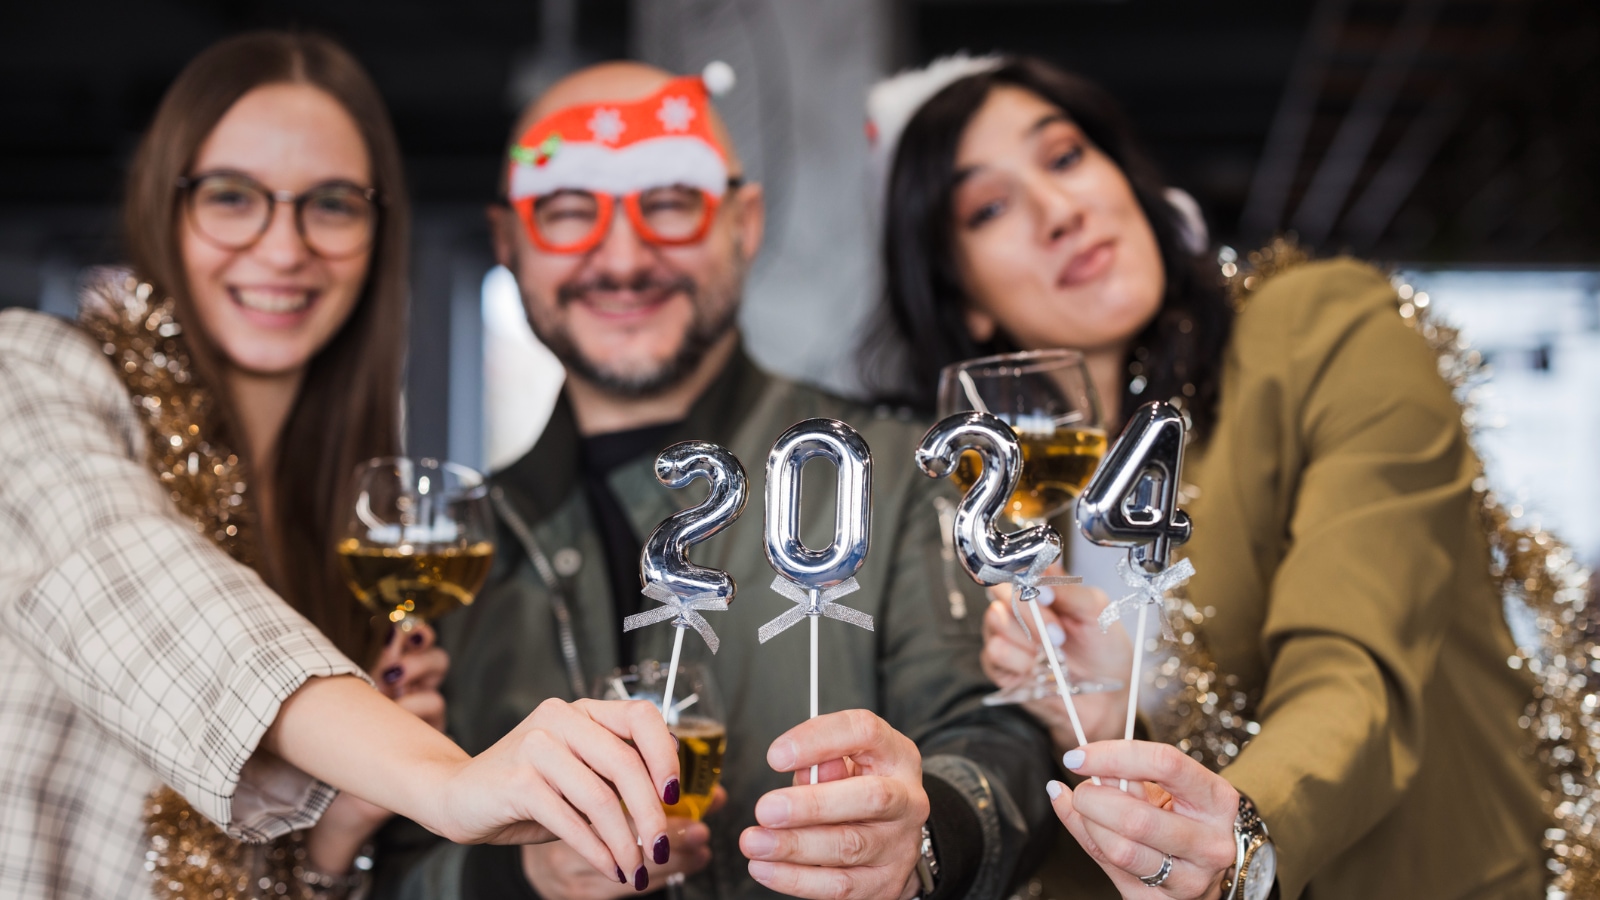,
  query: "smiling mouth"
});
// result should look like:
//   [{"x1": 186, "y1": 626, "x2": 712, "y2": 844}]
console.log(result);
[
  {"x1": 231, "y1": 287, "x2": 316, "y2": 315},
  {"x1": 571, "y1": 289, "x2": 676, "y2": 318}
]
